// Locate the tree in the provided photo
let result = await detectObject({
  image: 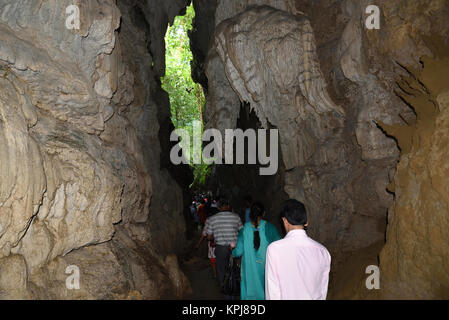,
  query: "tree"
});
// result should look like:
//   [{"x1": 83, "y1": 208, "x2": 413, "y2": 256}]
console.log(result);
[{"x1": 162, "y1": 4, "x2": 211, "y2": 189}]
